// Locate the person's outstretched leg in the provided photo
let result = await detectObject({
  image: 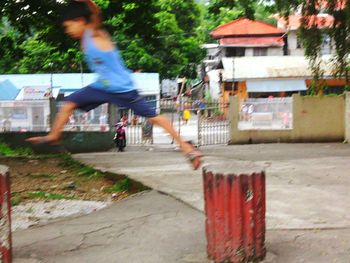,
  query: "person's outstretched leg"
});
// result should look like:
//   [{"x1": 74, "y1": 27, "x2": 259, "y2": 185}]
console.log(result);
[
  {"x1": 26, "y1": 102, "x2": 78, "y2": 144},
  {"x1": 149, "y1": 115, "x2": 202, "y2": 170}
]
